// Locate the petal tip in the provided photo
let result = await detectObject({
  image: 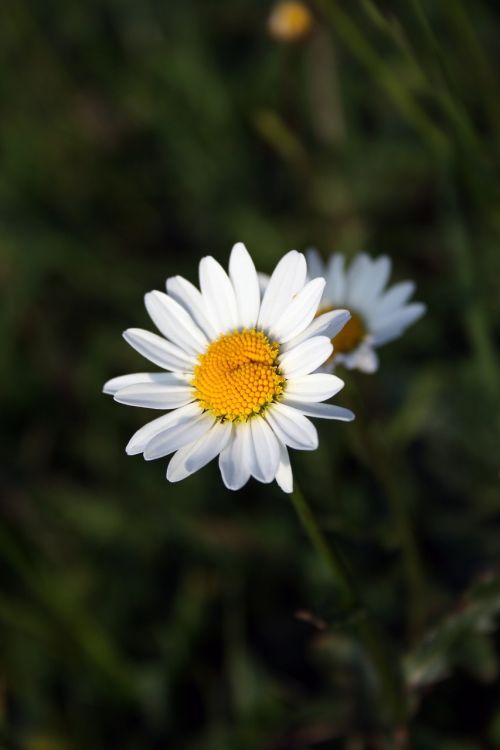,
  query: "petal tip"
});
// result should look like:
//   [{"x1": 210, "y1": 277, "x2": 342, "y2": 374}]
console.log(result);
[
  {"x1": 278, "y1": 477, "x2": 293, "y2": 493},
  {"x1": 231, "y1": 241, "x2": 247, "y2": 255}
]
